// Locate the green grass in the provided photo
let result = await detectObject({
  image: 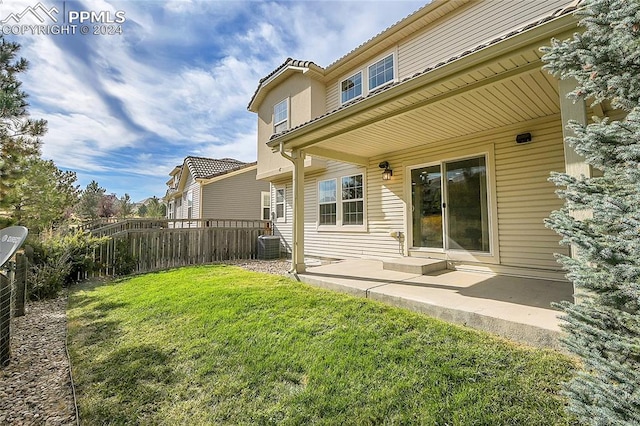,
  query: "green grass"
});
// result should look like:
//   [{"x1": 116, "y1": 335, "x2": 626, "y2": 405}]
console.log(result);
[{"x1": 68, "y1": 265, "x2": 576, "y2": 425}]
